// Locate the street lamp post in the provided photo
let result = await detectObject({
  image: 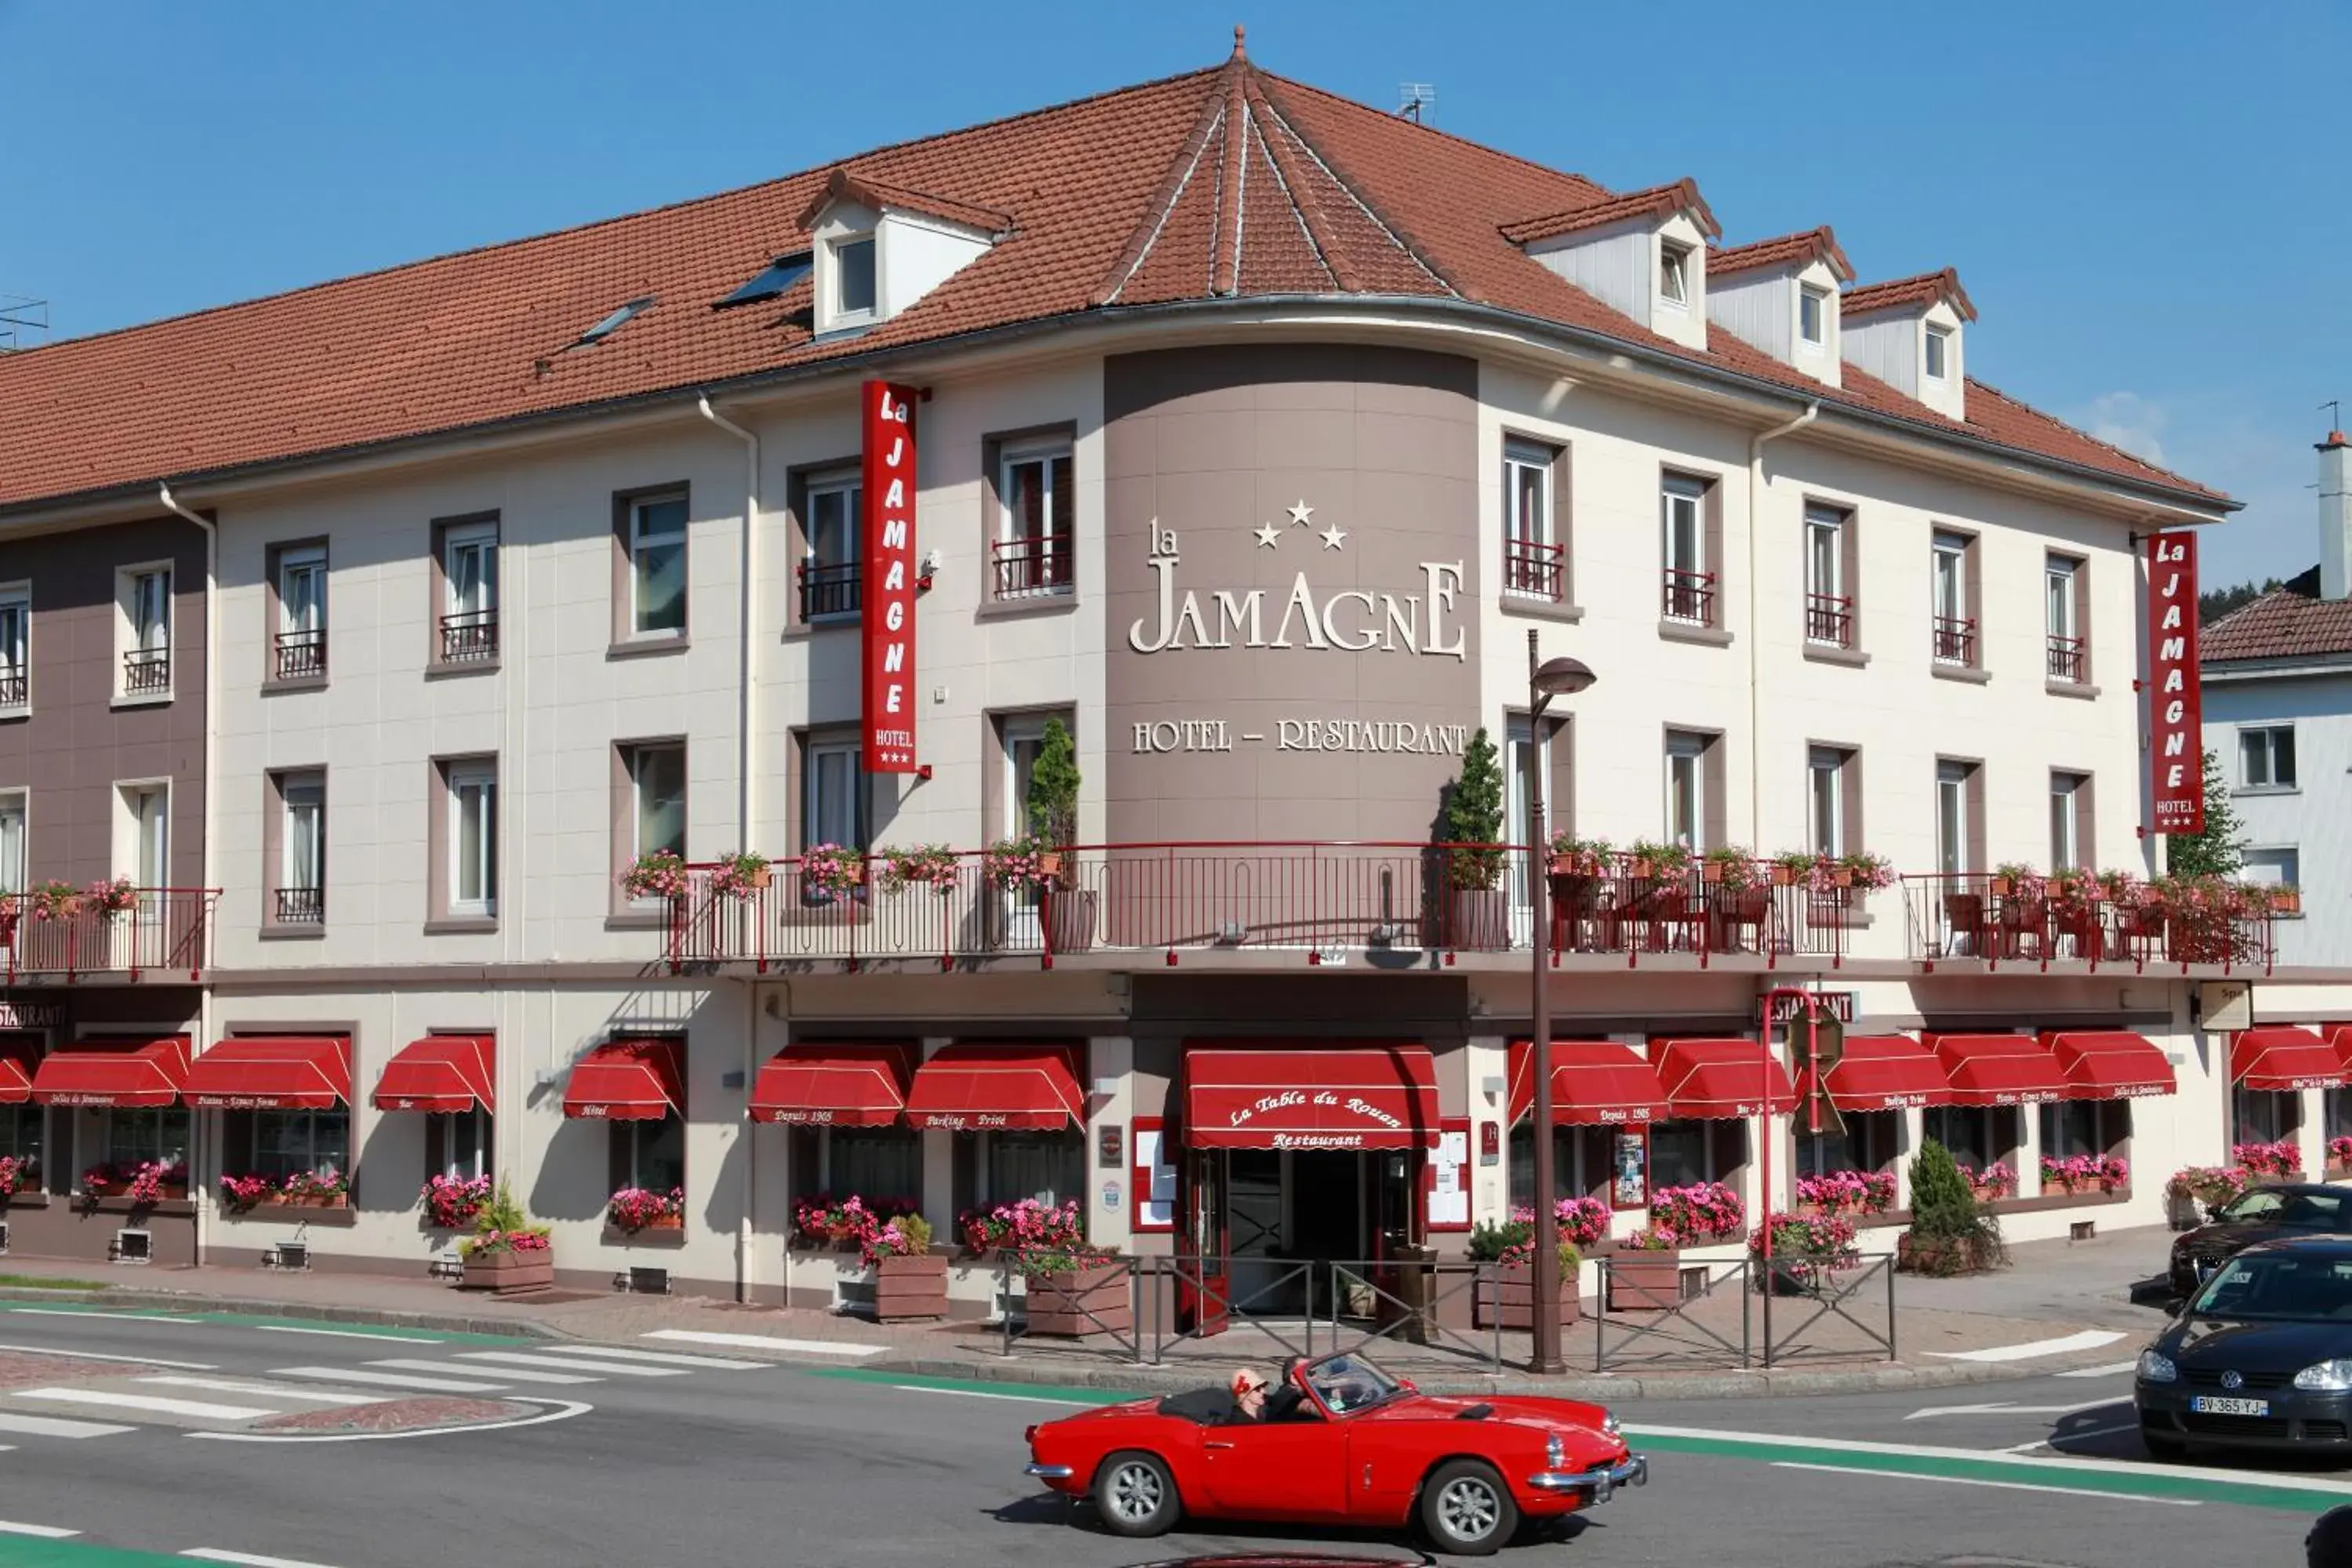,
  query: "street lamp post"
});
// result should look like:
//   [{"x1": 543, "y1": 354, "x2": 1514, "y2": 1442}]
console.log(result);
[{"x1": 1525, "y1": 628, "x2": 1595, "y2": 1376}]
